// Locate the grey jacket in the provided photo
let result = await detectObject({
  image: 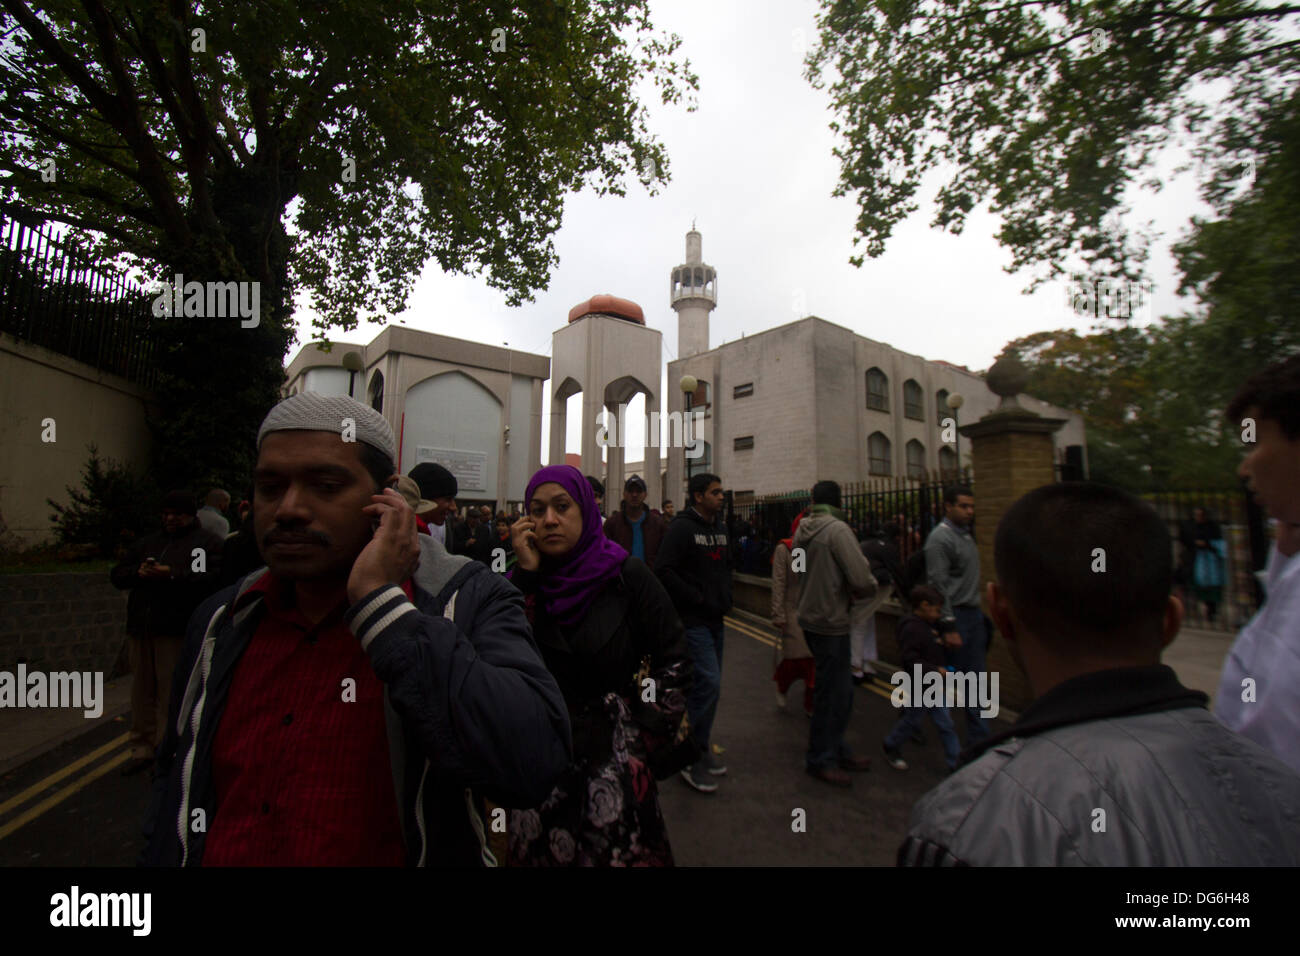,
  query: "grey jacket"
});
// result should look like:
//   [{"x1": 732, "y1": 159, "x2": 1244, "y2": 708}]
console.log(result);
[
  {"x1": 792, "y1": 507, "x2": 876, "y2": 635},
  {"x1": 899, "y1": 665, "x2": 1300, "y2": 866},
  {"x1": 924, "y1": 519, "x2": 980, "y2": 619}
]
